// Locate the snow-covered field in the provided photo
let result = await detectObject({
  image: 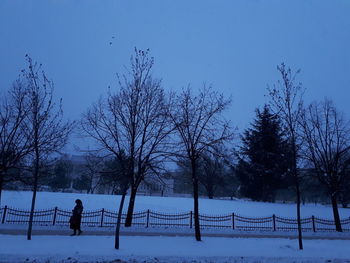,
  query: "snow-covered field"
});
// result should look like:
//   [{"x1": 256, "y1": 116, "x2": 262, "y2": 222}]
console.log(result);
[
  {"x1": 2, "y1": 190, "x2": 350, "y2": 219},
  {"x1": 1, "y1": 234, "x2": 350, "y2": 263},
  {"x1": 2, "y1": 191, "x2": 350, "y2": 262}
]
